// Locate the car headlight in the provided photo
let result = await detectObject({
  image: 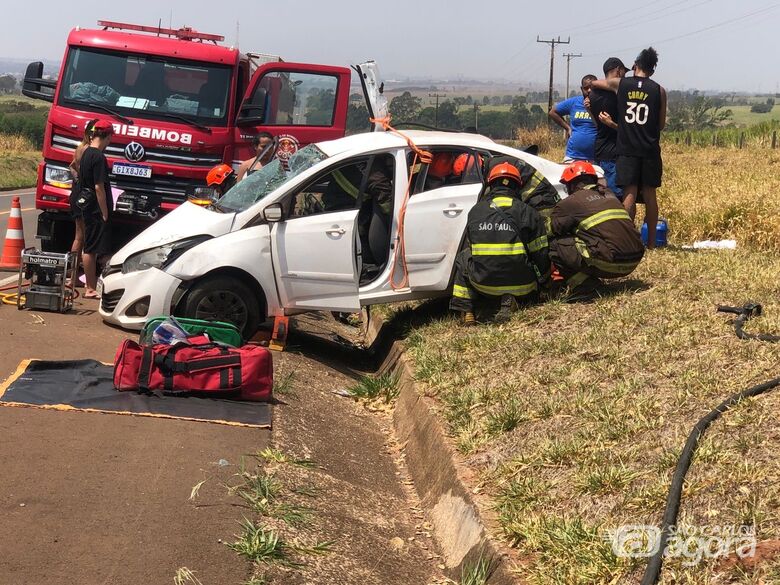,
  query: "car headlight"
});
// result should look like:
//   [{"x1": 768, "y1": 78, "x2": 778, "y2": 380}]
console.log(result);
[
  {"x1": 122, "y1": 236, "x2": 211, "y2": 274},
  {"x1": 44, "y1": 164, "x2": 73, "y2": 189}
]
